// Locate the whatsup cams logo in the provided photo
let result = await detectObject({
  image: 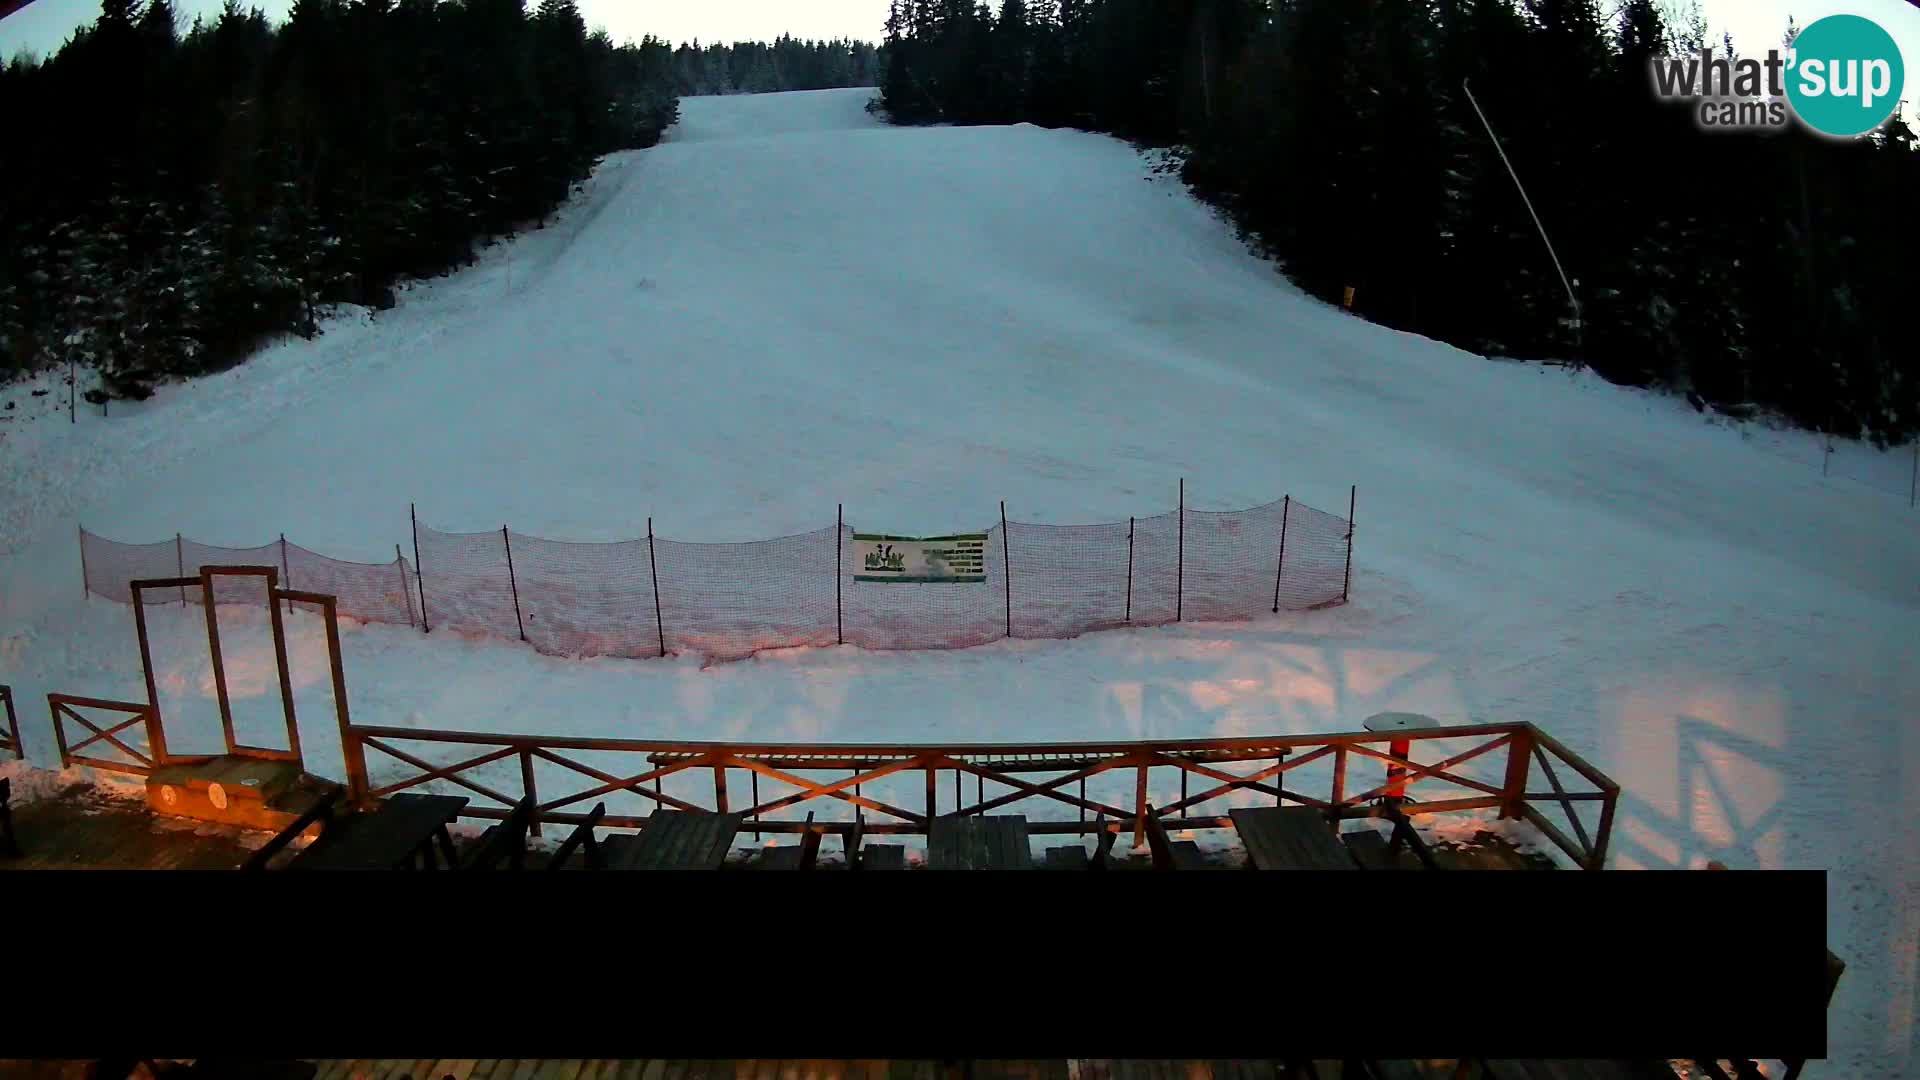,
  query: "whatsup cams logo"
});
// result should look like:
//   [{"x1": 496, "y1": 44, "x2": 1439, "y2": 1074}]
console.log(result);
[{"x1": 1651, "y1": 14, "x2": 1906, "y2": 137}]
